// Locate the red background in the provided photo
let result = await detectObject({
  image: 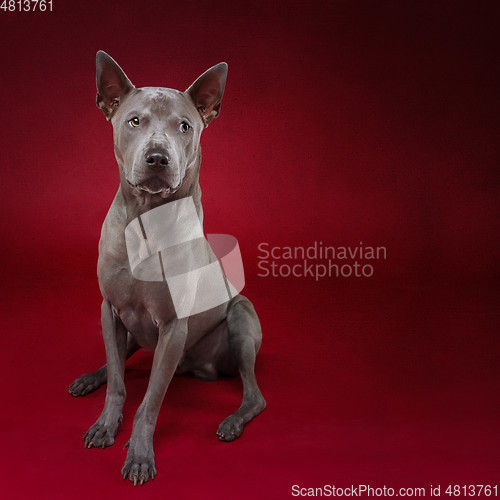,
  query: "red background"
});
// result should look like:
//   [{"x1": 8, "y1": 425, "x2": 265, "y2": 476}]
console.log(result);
[{"x1": 0, "y1": 1, "x2": 499, "y2": 498}]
